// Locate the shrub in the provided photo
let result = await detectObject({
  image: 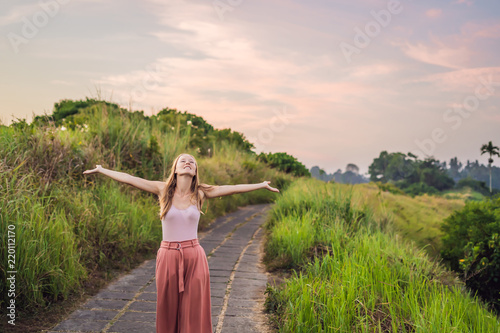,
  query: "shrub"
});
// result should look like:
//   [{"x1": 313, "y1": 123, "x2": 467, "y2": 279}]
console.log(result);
[
  {"x1": 456, "y1": 177, "x2": 490, "y2": 196},
  {"x1": 441, "y1": 197, "x2": 500, "y2": 311},
  {"x1": 375, "y1": 181, "x2": 406, "y2": 195},
  {"x1": 402, "y1": 181, "x2": 439, "y2": 196}
]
